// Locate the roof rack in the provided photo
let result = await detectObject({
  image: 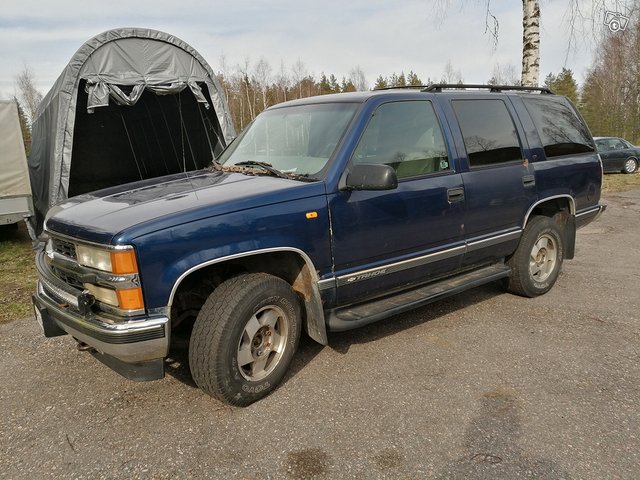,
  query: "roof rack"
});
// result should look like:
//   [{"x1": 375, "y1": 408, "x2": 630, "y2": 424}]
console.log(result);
[
  {"x1": 422, "y1": 84, "x2": 554, "y2": 94},
  {"x1": 373, "y1": 85, "x2": 430, "y2": 91}
]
